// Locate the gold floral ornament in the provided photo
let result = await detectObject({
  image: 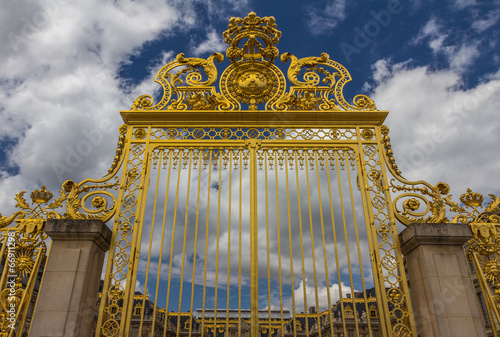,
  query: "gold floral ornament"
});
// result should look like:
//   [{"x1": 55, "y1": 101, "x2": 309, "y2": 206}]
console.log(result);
[
  {"x1": 465, "y1": 196, "x2": 500, "y2": 326},
  {"x1": 63, "y1": 178, "x2": 119, "y2": 223},
  {"x1": 0, "y1": 185, "x2": 66, "y2": 229}
]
